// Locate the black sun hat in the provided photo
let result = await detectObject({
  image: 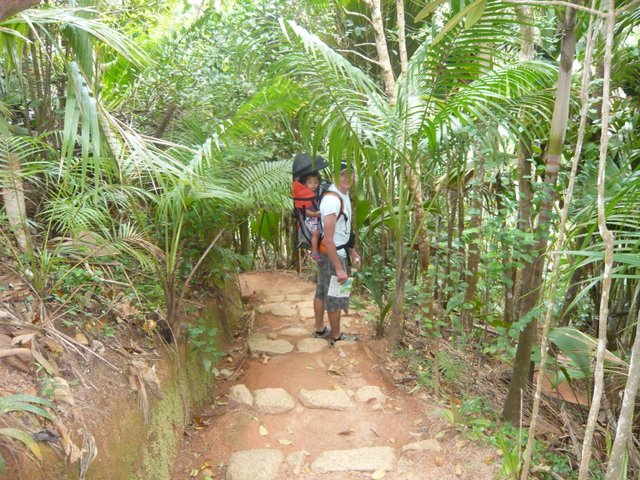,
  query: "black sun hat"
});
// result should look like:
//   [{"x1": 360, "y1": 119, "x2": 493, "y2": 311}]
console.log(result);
[{"x1": 292, "y1": 153, "x2": 329, "y2": 179}]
